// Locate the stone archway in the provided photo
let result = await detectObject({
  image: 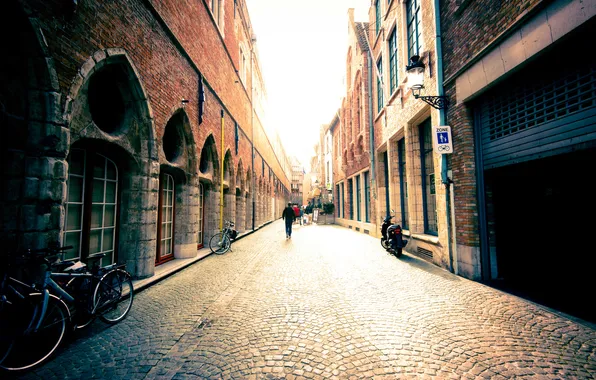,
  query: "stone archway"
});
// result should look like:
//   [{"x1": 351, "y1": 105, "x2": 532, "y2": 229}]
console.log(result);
[
  {"x1": 245, "y1": 170, "x2": 253, "y2": 231},
  {"x1": 0, "y1": 2, "x2": 63, "y2": 250},
  {"x1": 223, "y1": 150, "x2": 235, "y2": 227},
  {"x1": 158, "y1": 109, "x2": 200, "y2": 264},
  {"x1": 198, "y1": 134, "x2": 220, "y2": 242},
  {"x1": 236, "y1": 160, "x2": 246, "y2": 232},
  {"x1": 64, "y1": 50, "x2": 157, "y2": 277}
]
